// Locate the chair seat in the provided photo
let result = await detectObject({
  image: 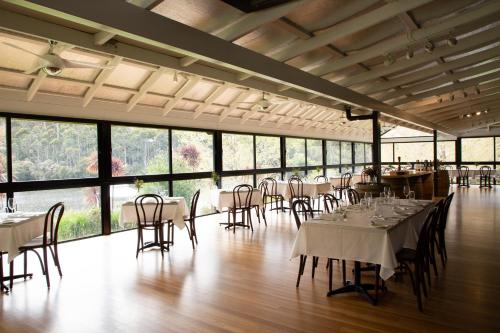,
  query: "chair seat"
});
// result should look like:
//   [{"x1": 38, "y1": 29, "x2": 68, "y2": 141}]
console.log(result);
[
  {"x1": 396, "y1": 248, "x2": 417, "y2": 262},
  {"x1": 19, "y1": 236, "x2": 47, "y2": 249}
]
